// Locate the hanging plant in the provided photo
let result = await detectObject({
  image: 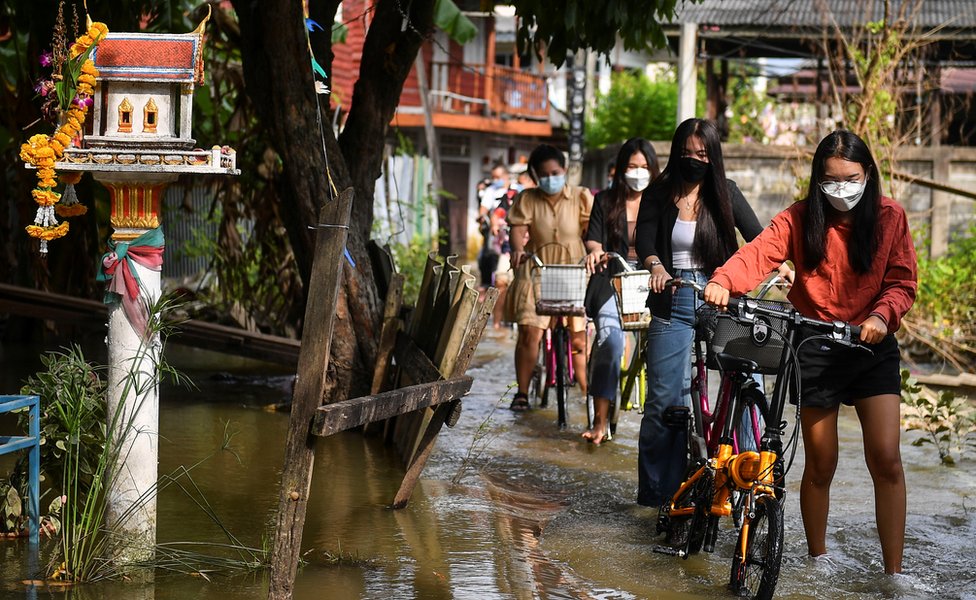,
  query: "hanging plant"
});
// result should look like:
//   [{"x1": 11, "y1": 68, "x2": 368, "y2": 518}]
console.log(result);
[{"x1": 19, "y1": 4, "x2": 107, "y2": 255}]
